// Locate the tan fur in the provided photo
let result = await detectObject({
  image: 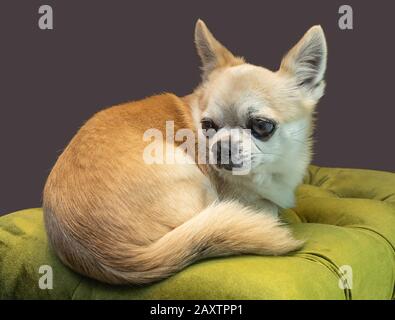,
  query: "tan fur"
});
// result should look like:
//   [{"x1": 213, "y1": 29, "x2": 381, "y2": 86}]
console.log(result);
[
  {"x1": 43, "y1": 94, "x2": 302, "y2": 284},
  {"x1": 43, "y1": 20, "x2": 327, "y2": 285}
]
